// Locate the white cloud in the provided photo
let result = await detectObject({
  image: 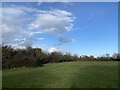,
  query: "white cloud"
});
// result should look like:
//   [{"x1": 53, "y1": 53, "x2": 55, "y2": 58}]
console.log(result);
[
  {"x1": 29, "y1": 9, "x2": 75, "y2": 34},
  {"x1": 15, "y1": 36, "x2": 36, "y2": 46},
  {"x1": 1, "y1": 5, "x2": 75, "y2": 50},
  {"x1": 2, "y1": 7, "x2": 25, "y2": 15},
  {"x1": 2, "y1": 24, "x2": 21, "y2": 36},
  {"x1": 48, "y1": 47, "x2": 61, "y2": 53},
  {"x1": 2, "y1": 7, "x2": 25, "y2": 45},
  {"x1": 1, "y1": 6, "x2": 41, "y2": 46}
]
